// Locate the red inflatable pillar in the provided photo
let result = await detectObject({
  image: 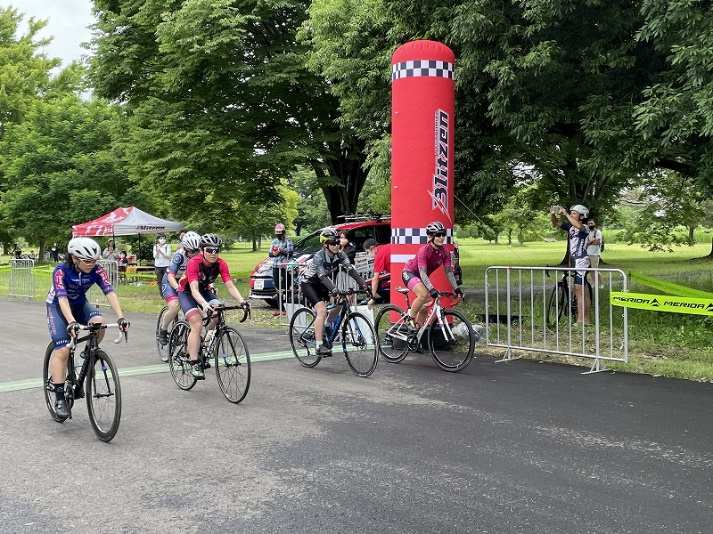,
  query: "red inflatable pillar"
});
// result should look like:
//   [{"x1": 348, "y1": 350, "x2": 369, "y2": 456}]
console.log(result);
[{"x1": 390, "y1": 40, "x2": 456, "y2": 310}]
